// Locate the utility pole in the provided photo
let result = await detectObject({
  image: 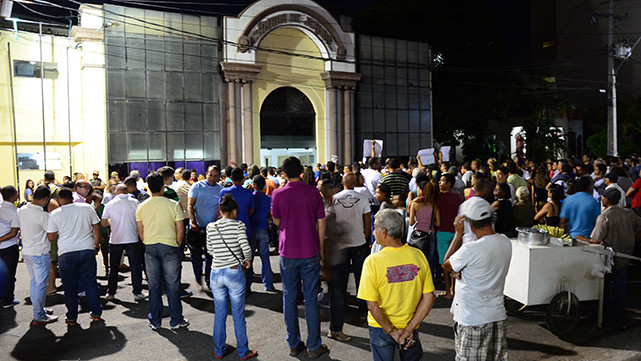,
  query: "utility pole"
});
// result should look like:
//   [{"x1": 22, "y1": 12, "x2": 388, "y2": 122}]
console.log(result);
[{"x1": 607, "y1": 0, "x2": 617, "y2": 156}]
